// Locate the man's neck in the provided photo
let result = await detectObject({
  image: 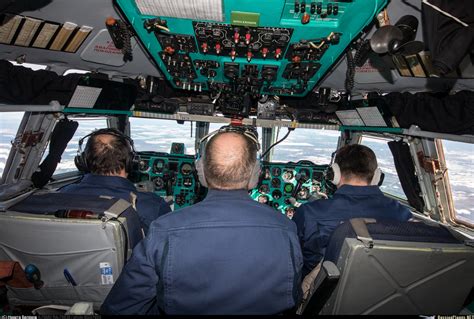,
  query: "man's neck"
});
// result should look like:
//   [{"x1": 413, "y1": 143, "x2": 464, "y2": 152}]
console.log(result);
[{"x1": 337, "y1": 179, "x2": 370, "y2": 188}]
